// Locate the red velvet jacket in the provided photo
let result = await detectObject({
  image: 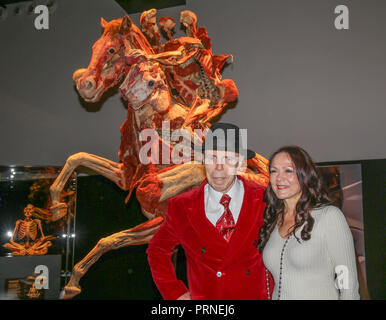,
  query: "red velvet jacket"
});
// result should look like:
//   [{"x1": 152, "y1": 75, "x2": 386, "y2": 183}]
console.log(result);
[{"x1": 146, "y1": 176, "x2": 273, "y2": 300}]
